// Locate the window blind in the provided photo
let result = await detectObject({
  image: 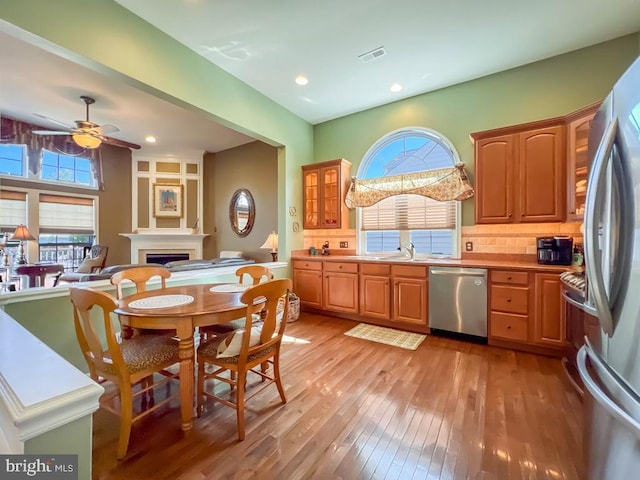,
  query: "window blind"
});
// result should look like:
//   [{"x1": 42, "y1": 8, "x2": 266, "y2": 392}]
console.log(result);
[
  {"x1": 361, "y1": 194, "x2": 455, "y2": 231},
  {"x1": 0, "y1": 190, "x2": 27, "y2": 231},
  {"x1": 39, "y1": 193, "x2": 95, "y2": 234}
]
